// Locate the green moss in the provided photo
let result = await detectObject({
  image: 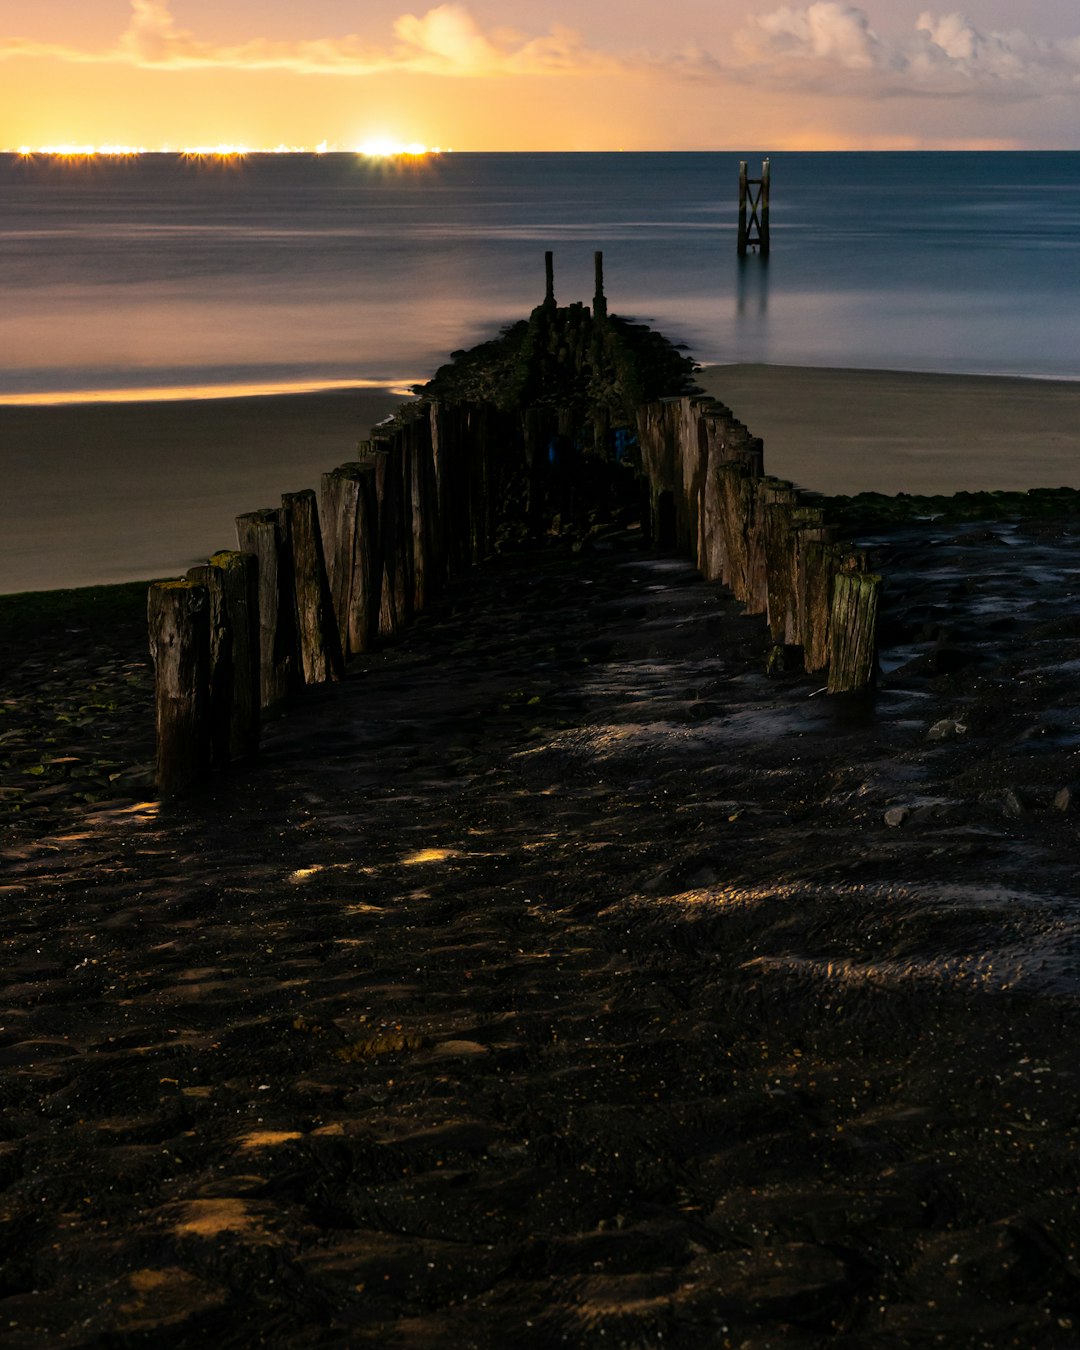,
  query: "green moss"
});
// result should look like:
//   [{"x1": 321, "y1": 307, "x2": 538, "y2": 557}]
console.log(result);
[
  {"x1": 817, "y1": 486, "x2": 1080, "y2": 532},
  {"x1": 0, "y1": 580, "x2": 157, "y2": 645}
]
